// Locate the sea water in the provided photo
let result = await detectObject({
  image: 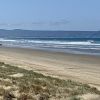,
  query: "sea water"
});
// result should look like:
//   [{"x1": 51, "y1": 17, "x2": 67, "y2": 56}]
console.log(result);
[{"x1": 0, "y1": 32, "x2": 100, "y2": 56}]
